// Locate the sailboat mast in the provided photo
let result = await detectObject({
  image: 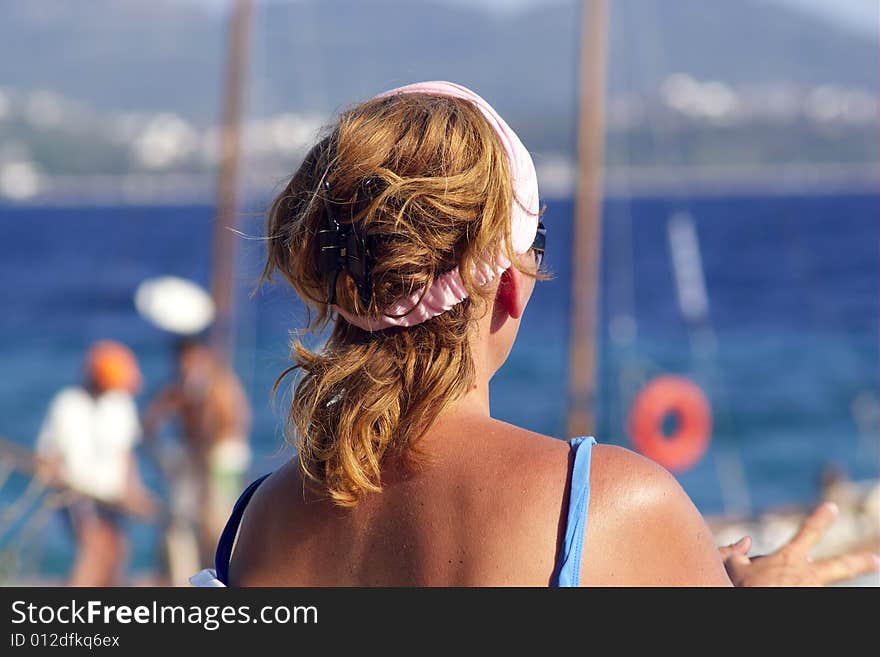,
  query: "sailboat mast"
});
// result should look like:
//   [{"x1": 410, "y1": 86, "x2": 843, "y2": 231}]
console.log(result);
[
  {"x1": 566, "y1": 0, "x2": 609, "y2": 438},
  {"x1": 210, "y1": 0, "x2": 253, "y2": 355}
]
